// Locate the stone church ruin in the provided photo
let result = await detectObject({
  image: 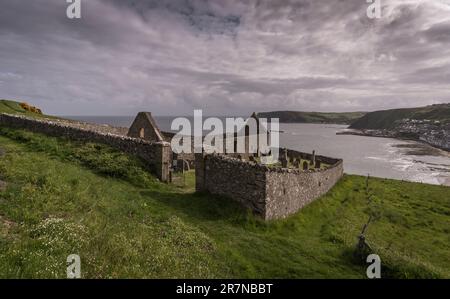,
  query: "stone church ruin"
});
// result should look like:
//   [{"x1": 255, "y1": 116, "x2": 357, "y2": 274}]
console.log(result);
[
  {"x1": 127, "y1": 112, "x2": 165, "y2": 142},
  {"x1": 0, "y1": 110, "x2": 344, "y2": 220},
  {"x1": 126, "y1": 111, "x2": 344, "y2": 220}
]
